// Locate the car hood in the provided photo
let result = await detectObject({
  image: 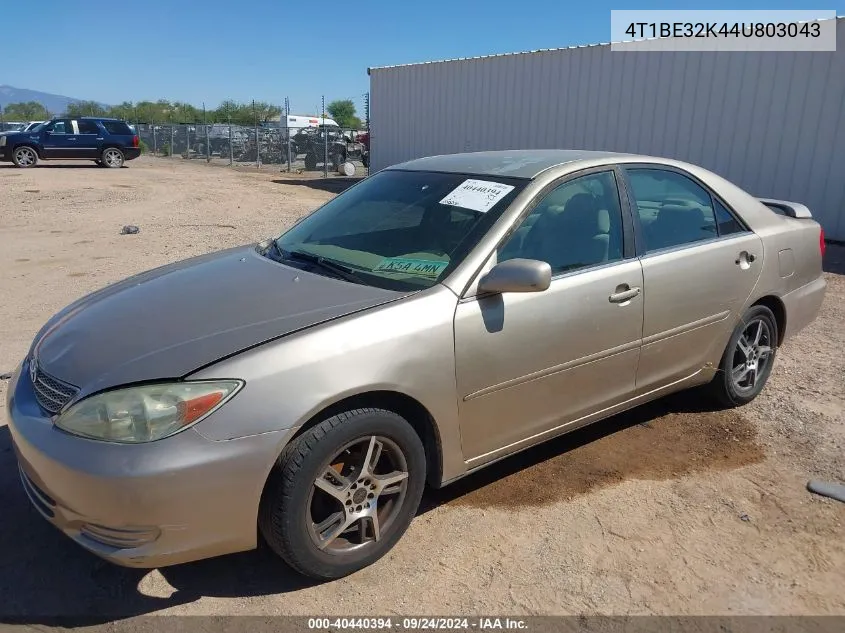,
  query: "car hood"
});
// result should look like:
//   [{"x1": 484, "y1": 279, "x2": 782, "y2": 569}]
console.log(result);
[{"x1": 31, "y1": 245, "x2": 408, "y2": 397}]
